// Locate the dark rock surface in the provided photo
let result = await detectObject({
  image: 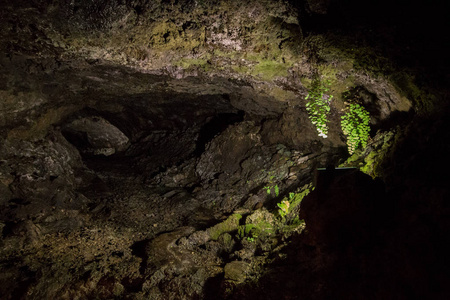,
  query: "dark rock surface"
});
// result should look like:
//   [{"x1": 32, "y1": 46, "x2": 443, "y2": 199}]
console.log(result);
[
  {"x1": 0, "y1": 0, "x2": 448, "y2": 299},
  {"x1": 229, "y1": 120, "x2": 450, "y2": 299}
]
